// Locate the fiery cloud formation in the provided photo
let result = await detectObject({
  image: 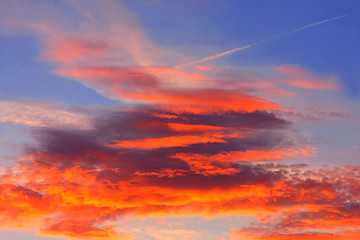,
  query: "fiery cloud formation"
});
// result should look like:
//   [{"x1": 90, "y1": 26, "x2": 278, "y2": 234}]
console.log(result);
[
  {"x1": 1, "y1": 105, "x2": 358, "y2": 239},
  {"x1": 0, "y1": 1, "x2": 358, "y2": 240}
]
